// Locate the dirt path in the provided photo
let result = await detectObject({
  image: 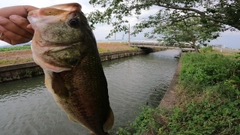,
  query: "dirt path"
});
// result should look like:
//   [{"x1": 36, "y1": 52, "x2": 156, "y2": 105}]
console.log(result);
[{"x1": 0, "y1": 50, "x2": 33, "y2": 66}]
